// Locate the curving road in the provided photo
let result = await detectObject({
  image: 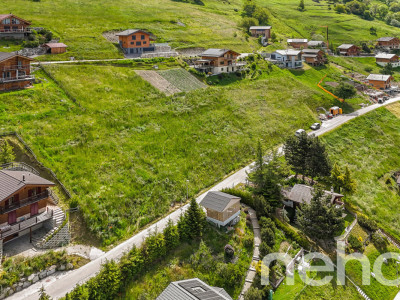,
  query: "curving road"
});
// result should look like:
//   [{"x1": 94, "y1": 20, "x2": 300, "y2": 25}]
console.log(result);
[{"x1": 9, "y1": 96, "x2": 400, "y2": 300}]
